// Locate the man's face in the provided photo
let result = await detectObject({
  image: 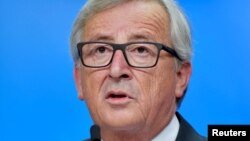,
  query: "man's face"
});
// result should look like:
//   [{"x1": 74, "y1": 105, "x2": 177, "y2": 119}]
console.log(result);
[{"x1": 74, "y1": 1, "x2": 191, "y2": 133}]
